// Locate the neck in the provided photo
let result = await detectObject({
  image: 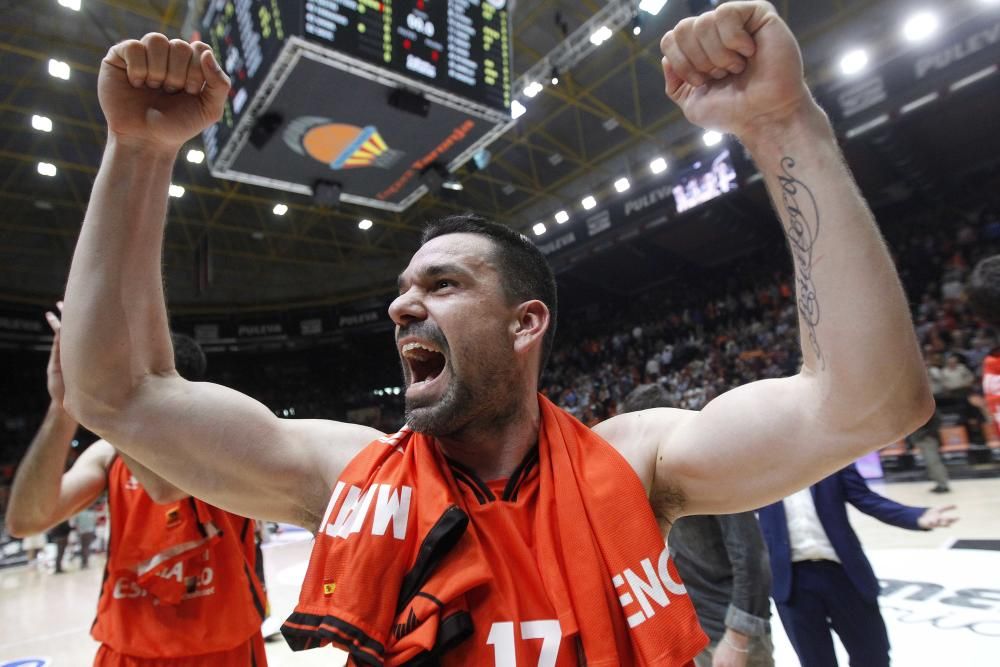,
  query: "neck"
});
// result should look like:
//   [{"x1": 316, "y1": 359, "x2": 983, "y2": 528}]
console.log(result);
[{"x1": 436, "y1": 392, "x2": 541, "y2": 481}]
